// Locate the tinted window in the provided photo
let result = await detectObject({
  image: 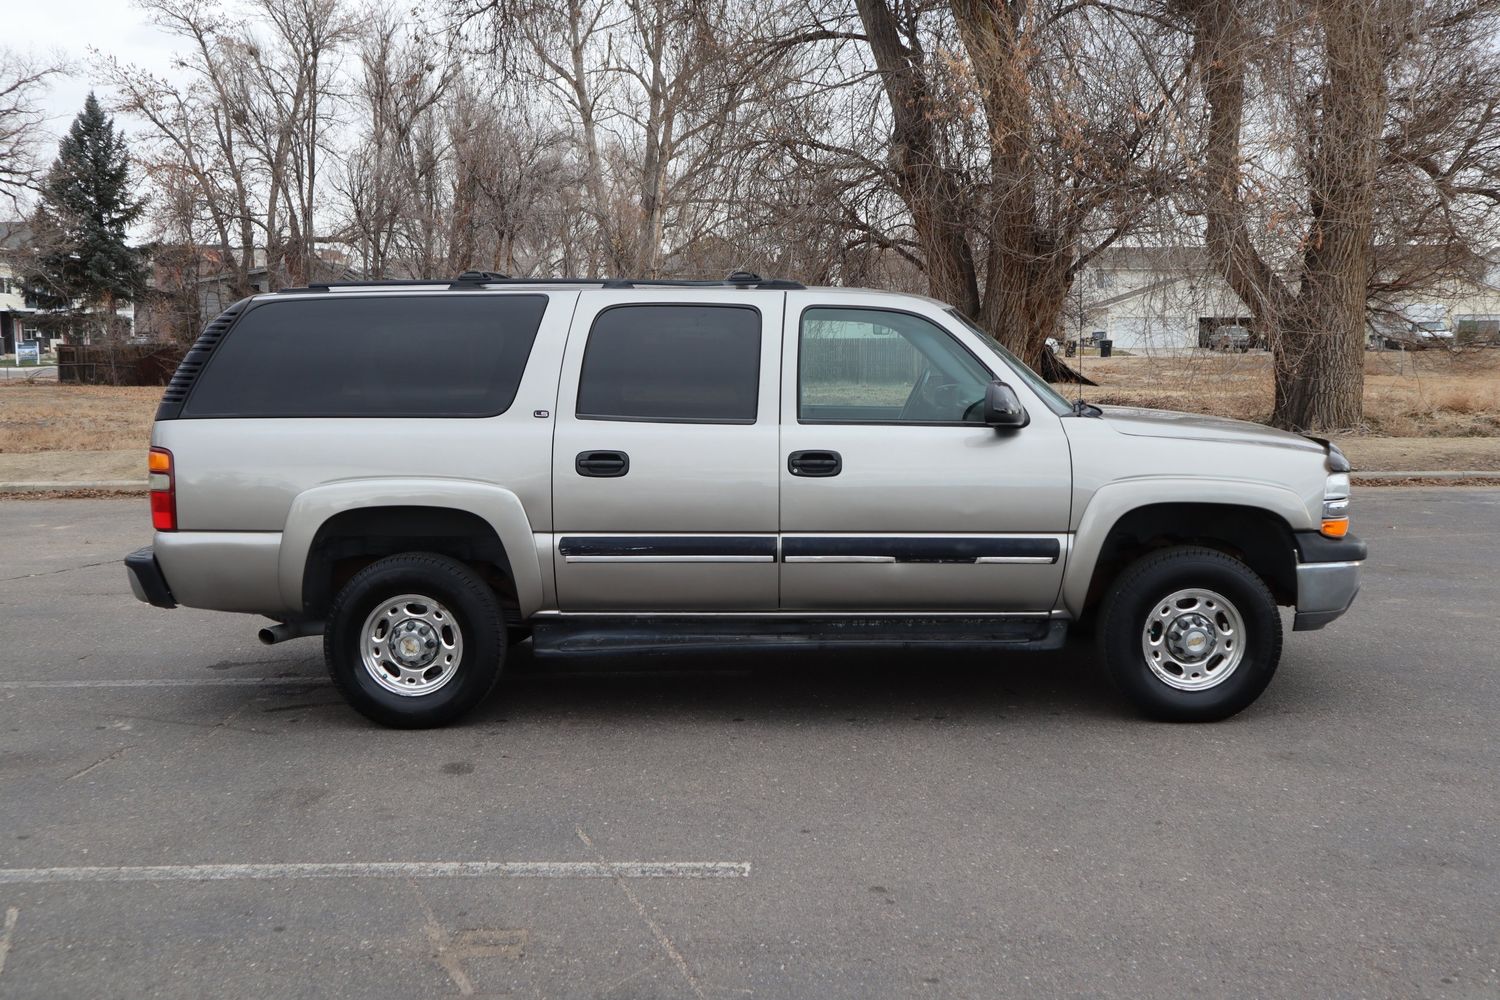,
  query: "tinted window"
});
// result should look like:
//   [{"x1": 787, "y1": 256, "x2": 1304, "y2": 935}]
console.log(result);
[
  {"x1": 576, "y1": 305, "x2": 760, "y2": 422},
  {"x1": 183, "y1": 295, "x2": 547, "y2": 418},
  {"x1": 799, "y1": 307, "x2": 991, "y2": 423}
]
